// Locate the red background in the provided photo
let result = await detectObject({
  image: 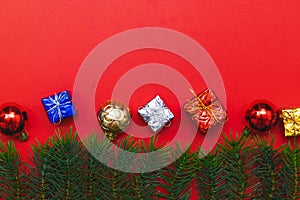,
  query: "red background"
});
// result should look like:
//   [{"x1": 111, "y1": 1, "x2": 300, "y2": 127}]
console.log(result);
[{"x1": 1, "y1": 1, "x2": 300, "y2": 164}]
